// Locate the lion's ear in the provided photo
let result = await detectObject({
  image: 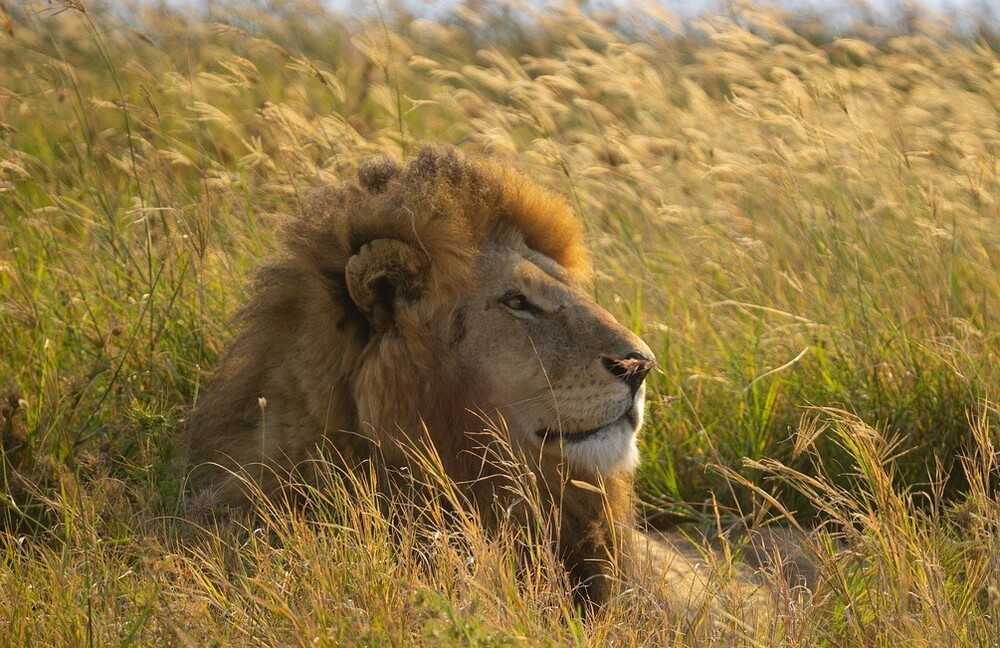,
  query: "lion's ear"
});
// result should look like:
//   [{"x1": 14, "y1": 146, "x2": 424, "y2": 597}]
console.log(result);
[
  {"x1": 345, "y1": 239, "x2": 428, "y2": 332},
  {"x1": 357, "y1": 155, "x2": 401, "y2": 193}
]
